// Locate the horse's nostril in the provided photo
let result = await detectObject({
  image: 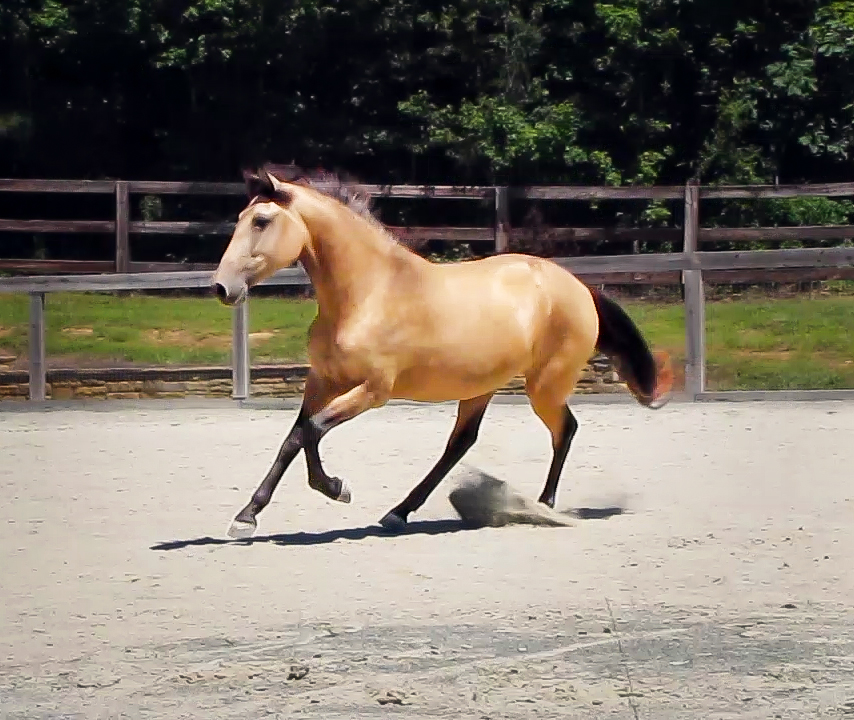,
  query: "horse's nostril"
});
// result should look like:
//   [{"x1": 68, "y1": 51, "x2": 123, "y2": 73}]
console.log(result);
[{"x1": 214, "y1": 283, "x2": 228, "y2": 301}]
